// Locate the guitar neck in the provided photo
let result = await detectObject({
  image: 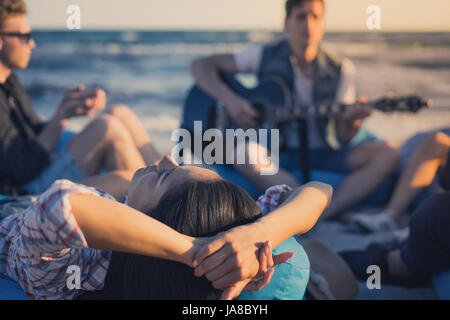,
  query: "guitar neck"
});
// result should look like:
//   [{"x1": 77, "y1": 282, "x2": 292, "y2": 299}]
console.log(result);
[
  {"x1": 271, "y1": 101, "x2": 373, "y2": 122},
  {"x1": 269, "y1": 95, "x2": 428, "y2": 122}
]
